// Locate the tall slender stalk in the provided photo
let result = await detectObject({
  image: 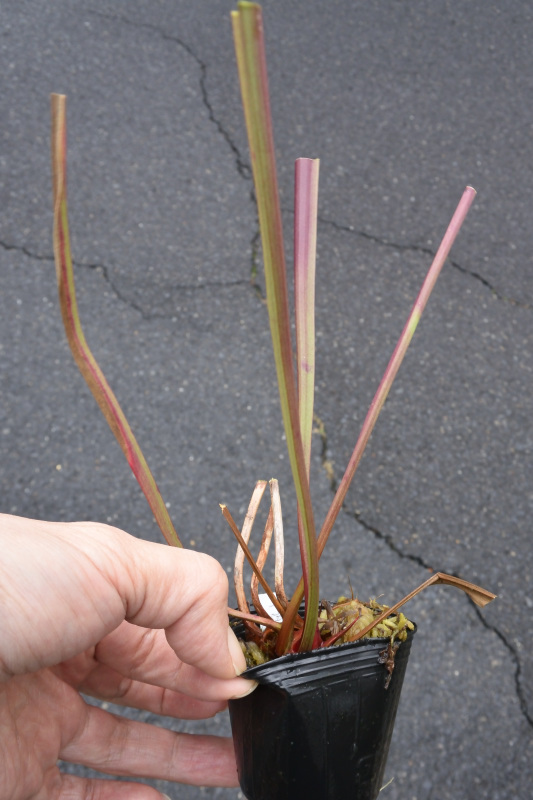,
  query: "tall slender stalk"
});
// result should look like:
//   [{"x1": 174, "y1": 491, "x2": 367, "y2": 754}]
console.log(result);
[
  {"x1": 294, "y1": 158, "x2": 319, "y2": 475},
  {"x1": 50, "y1": 94, "x2": 182, "y2": 548},
  {"x1": 319, "y1": 186, "x2": 477, "y2": 550},
  {"x1": 288, "y1": 186, "x2": 476, "y2": 614},
  {"x1": 232, "y1": 2, "x2": 319, "y2": 650}
]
